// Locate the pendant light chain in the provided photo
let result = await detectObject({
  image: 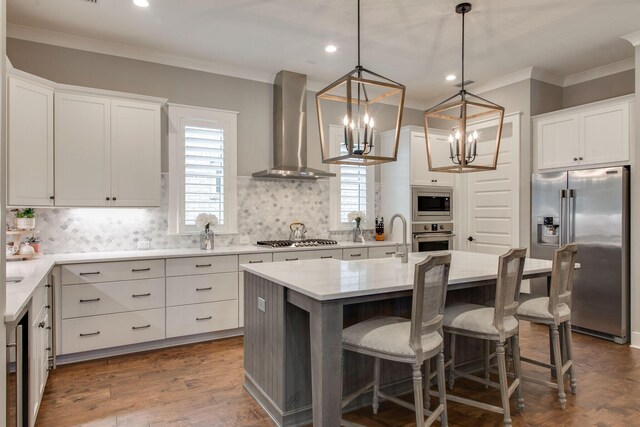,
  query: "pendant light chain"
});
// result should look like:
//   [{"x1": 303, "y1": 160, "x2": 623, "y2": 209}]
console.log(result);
[{"x1": 461, "y1": 7, "x2": 465, "y2": 95}]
